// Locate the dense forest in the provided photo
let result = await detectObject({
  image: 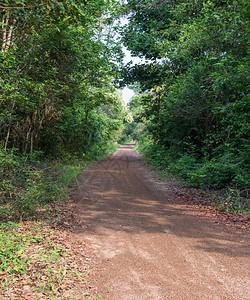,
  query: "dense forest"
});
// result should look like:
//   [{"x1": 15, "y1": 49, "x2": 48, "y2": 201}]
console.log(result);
[
  {"x1": 120, "y1": 0, "x2": 249, "y2": 210},
  {"x1": 0, "y1": 0, "x2": 249, "y2": 214},
  {"x1": 0, "y1": 0, "x2": 125, "y2": 157},
  {"x1": 0, "y1": 1, "x2": 249, "y2": 298},
  {"x1": 0, "y1": 0, "x2": 126, "y2": 216}
]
